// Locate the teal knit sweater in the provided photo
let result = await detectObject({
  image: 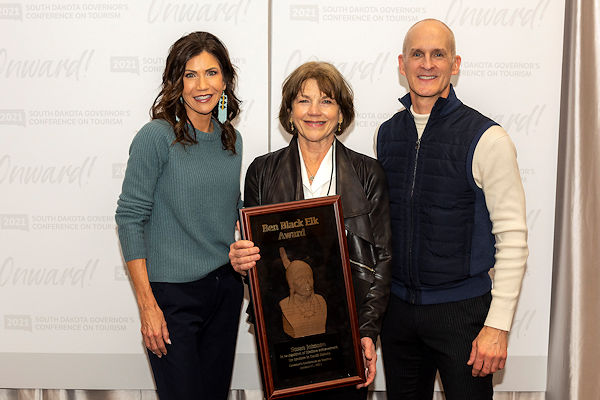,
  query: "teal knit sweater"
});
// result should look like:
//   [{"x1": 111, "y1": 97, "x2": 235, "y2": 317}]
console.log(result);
[{"x1": 115, "y1": 119, "x2": 242, "y2": 282}]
